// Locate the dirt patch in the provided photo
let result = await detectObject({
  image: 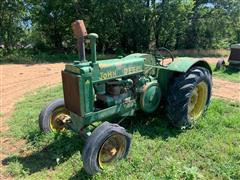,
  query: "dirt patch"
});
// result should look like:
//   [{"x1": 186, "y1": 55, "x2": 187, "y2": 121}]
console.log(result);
[
  {"x1": 163, "y1": 57, "x2": 227, "y2": 66},
  {"x1": 0, "y1": 63, "x2": 65, "y2": 178},
  {"x1": 0, "y1": 58, "x2": 239, "y2": 178},
  {"x1": 187, "y1": 58, "x2": 239, "y2": 101},
  {"x1": 1, "y1": 63, "x2": 65, "y2": 127},
  {"x1": 199, "y1": 57, "x2": 228, "y2": 64},
  {"x1": 213, "y1": 78, "x2": 240, "y2": 100}
]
